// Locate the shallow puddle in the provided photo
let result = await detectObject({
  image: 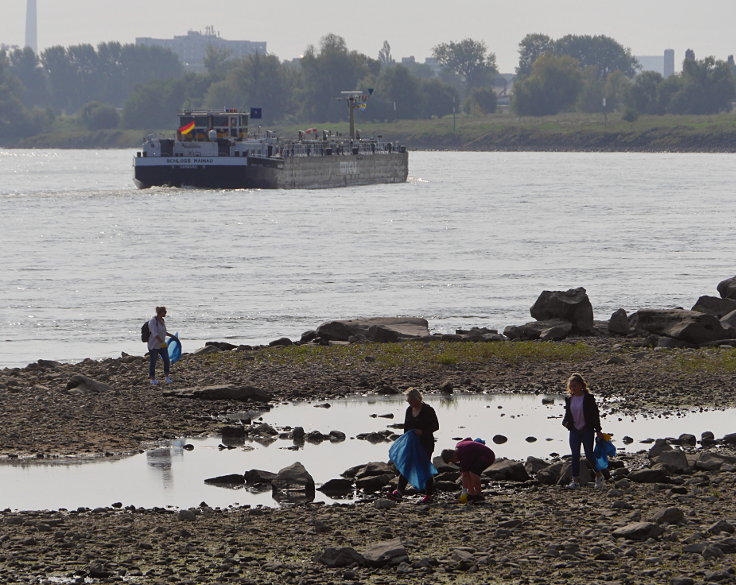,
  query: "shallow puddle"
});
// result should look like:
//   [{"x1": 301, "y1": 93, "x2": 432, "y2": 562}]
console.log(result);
[{"x1": 1, "y1": 393, "x2": 734, "y2": 511}]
